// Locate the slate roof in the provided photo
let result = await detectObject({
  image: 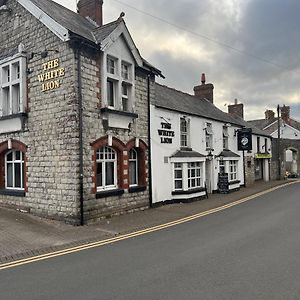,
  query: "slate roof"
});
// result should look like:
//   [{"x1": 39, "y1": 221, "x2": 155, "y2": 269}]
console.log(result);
[
  {"x1": 216, "y1": 150, "x2": 240, "y2": 158},
  {"x1": 154, "y1": 83, "x2": 242, "y2": 126},
  {"x1": 30, "y1": 0, "x2": 97, "y2": 42},
  {"x1": 171, "y1": 149, "x2": 206, "y2": 158}
]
